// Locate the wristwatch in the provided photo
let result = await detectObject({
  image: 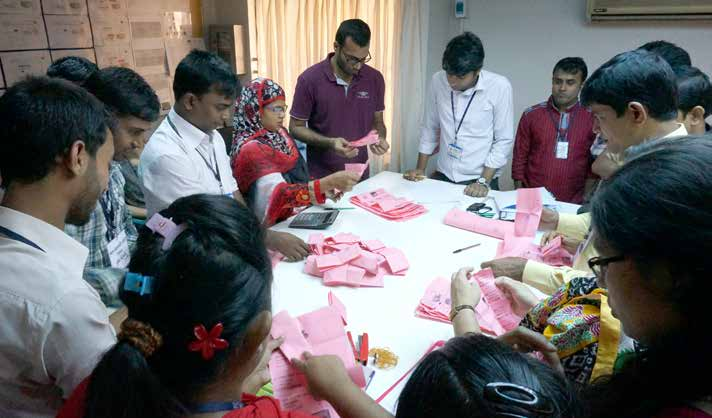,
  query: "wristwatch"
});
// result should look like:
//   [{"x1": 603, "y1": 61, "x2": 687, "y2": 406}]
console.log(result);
[
  {"x1": 476, "y1": 177, "x2": 490, "y2": 188},
  {"x1": 449, "y1": 304, "x2": 476, "y2": 321}
]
